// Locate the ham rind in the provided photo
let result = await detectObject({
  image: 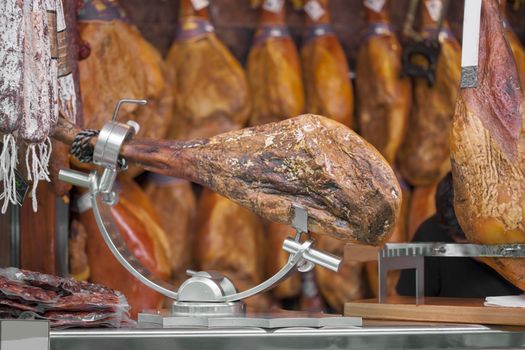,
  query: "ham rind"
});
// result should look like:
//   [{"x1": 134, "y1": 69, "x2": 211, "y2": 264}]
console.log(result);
[
  {"x1": 53, "y1": 114, "x2": 402, "y2": 245},
  {"x1": 451, "y1": 0, "x2": 525, "y2": 289}
]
